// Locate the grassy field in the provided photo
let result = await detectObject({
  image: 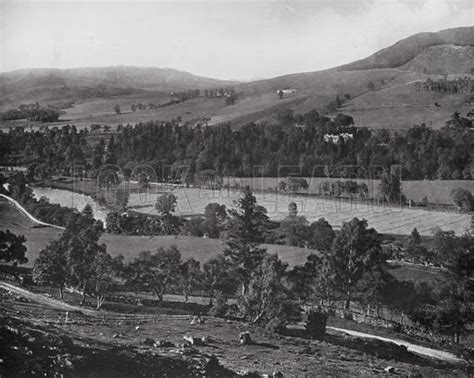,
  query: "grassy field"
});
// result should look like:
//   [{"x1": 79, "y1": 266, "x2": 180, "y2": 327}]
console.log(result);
[
  {"x1": 0, "y1": 199, "x2": 313, "y2": 268},
  {"x1": 126, "y1": 187, "x2": 471, "y2": 236},
  {"x1": 1, "y1": 67, "x2": 469, "y2": 132},
  {"x1": 0, "y1": 198, "x2": 443, "y2": 287}
]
